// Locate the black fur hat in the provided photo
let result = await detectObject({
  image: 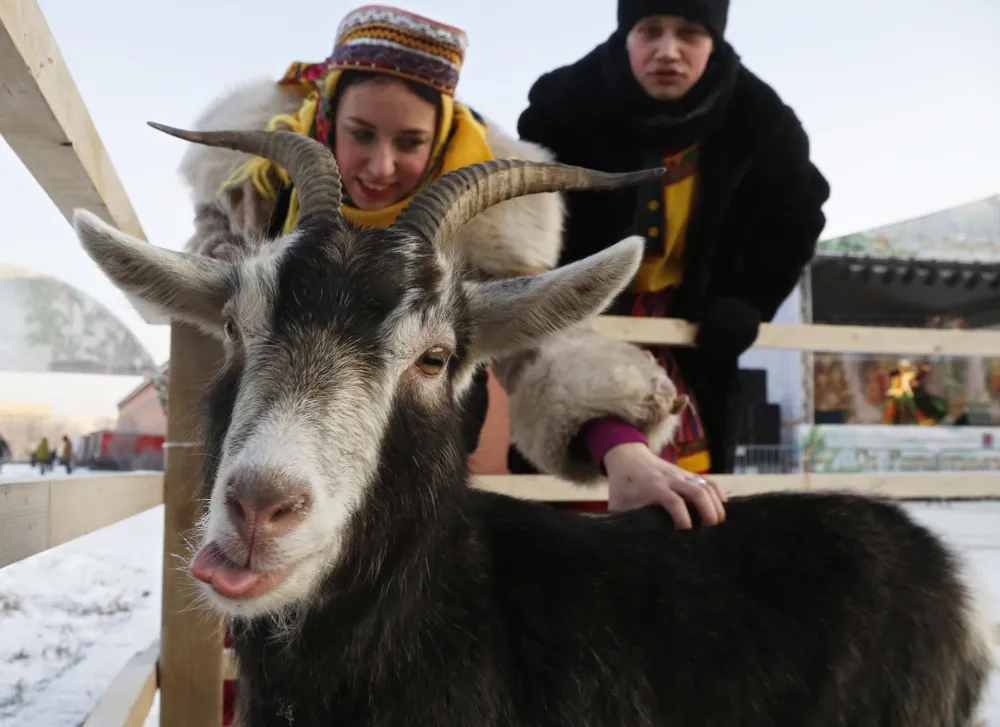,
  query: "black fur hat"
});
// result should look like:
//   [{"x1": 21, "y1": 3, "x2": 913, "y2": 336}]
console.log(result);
[{"x1": 617, "y1": 0, "x2": 730, "y2": 40}]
